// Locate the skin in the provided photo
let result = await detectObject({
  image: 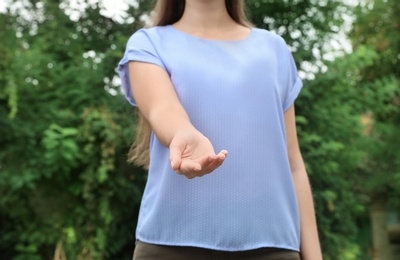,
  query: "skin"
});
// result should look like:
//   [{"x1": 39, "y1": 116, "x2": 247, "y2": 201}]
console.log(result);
[
  {"x1": 285, "y1": 105, "x2": 323, "y2": 260},
  {"x1": 129, "y1": 0, "x2": 323, "y2": 258}
]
